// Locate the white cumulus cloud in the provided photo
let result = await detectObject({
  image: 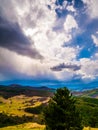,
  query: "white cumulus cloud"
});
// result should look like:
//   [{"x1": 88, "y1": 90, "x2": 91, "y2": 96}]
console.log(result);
[
  {"x1": 78, "y1": 58, "x2": 98, "y2": 81},
  {"x1": 92, "y1": 34, "x2": 98, "y2": 47},
  {"x1": 64, "y1": 15, "x2": 78, "y2": 33},
  {"x1": 82, "y1": 0, "x2": 98, "y2": 19}
]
